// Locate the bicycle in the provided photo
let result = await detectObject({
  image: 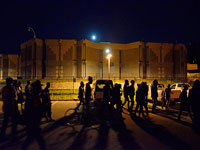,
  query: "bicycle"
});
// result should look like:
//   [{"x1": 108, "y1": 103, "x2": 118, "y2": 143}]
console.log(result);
[{"x1": 64, "y1": 103, "x2": 86, "y2": 128}]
